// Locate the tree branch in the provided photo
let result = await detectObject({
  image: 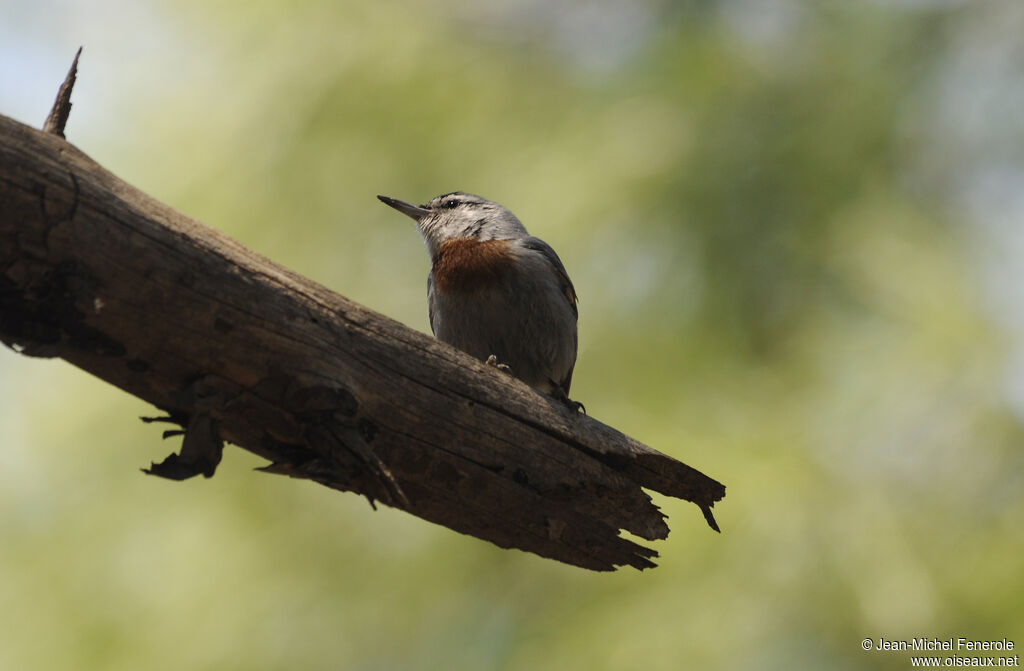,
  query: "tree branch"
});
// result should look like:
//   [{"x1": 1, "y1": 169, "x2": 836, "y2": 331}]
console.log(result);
[{"x1": 0, "y1": 100, "x2": 724, "y2": 571}]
